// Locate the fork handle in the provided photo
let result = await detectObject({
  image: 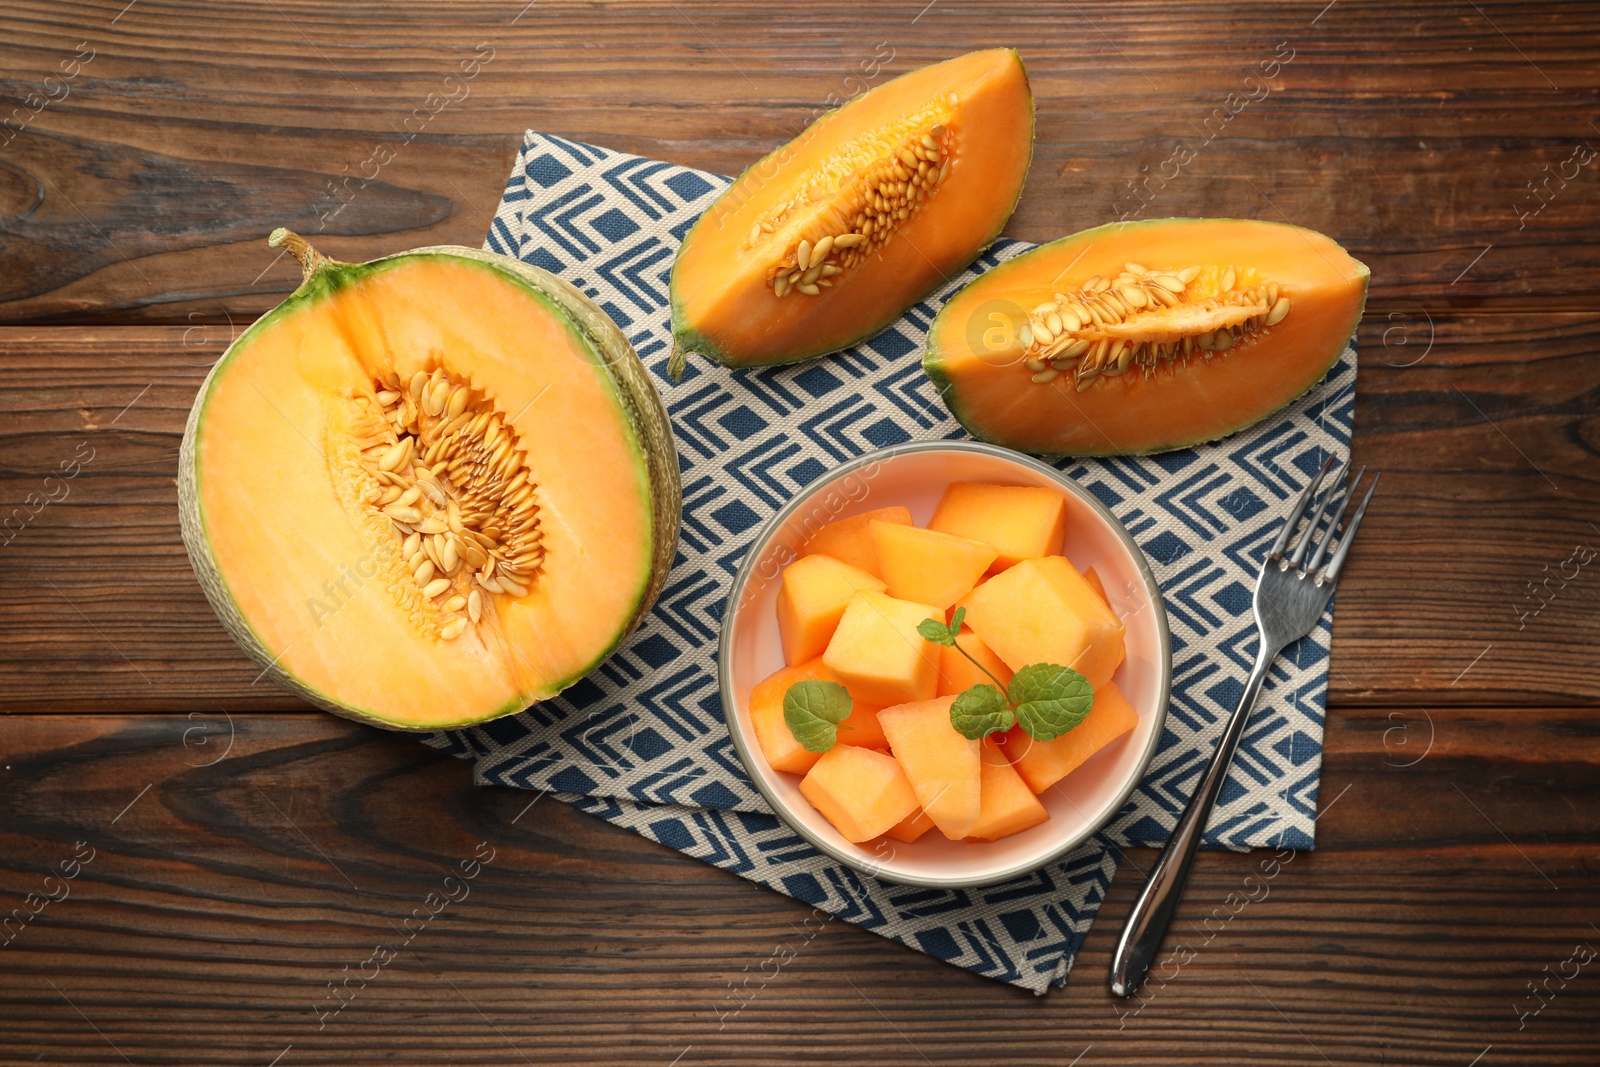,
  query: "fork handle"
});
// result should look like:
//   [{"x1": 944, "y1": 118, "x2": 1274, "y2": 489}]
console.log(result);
[{"x1": 1109, "y1": 633, "x2": 1282, "y2": 997}]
